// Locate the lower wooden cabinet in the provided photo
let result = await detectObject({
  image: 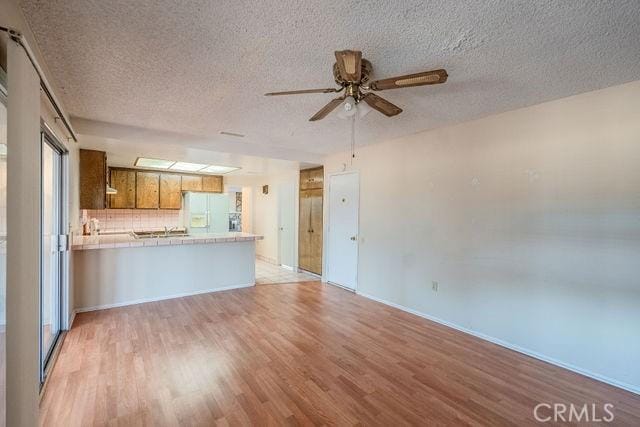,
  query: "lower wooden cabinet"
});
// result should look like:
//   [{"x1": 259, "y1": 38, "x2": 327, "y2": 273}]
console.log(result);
[
  {"x1": 136, "y1": 172, "x2": 160, "y2": 209},
  {"x1": 108, "y1": 169, "x2": 136, "y2": 209},
  {"x1": 159, "y1": 174, "x2": 182, "y2": 209}
]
